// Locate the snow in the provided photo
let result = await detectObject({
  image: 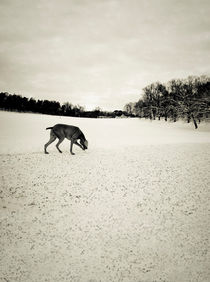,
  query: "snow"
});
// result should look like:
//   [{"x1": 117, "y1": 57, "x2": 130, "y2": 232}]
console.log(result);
[
  {"x1": 0, "y1": 111, "x2": 210, "y2": 282},
  {"x1": 0, "y1": 111, "x2": 209, "y2": 154}
]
